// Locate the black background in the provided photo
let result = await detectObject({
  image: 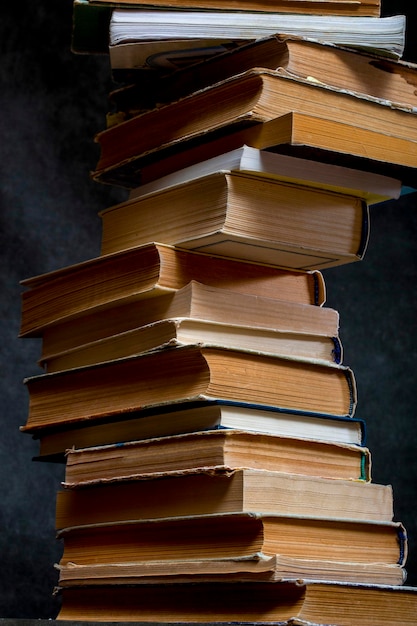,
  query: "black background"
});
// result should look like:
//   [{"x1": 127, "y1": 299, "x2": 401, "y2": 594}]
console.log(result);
[{"x1": 1, "y1": 0, "x2": 416, "y2": 618}]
